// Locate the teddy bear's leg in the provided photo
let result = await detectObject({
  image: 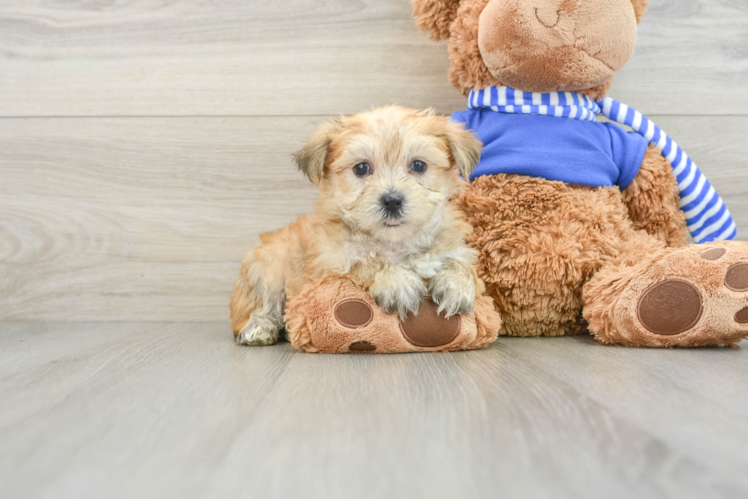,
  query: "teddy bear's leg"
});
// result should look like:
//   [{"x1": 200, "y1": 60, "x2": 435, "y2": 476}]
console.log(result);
[
  {"x1": 583, "y1": 237, "x2": 748, "y2": 347},
  {"x1": 285, "y1": 276, "x2": 499, "y2": 353},
  {"x1": 454, "y1": 174, "x2": 632, "y2": 338}
]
